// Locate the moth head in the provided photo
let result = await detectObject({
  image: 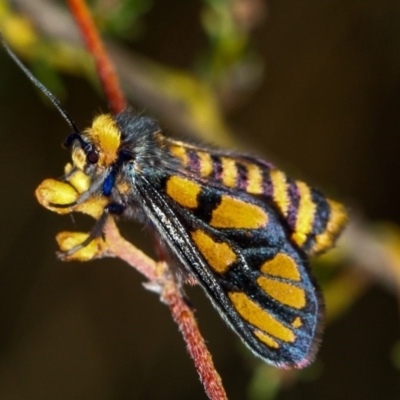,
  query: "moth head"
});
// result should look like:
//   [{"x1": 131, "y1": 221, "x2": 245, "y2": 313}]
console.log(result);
[
  {"x1": 66, "y1": 114, "x2": 121, "y2": 174},
  {"x1": 0, "y1": 36, "x2": 122, "y2": 177}
]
